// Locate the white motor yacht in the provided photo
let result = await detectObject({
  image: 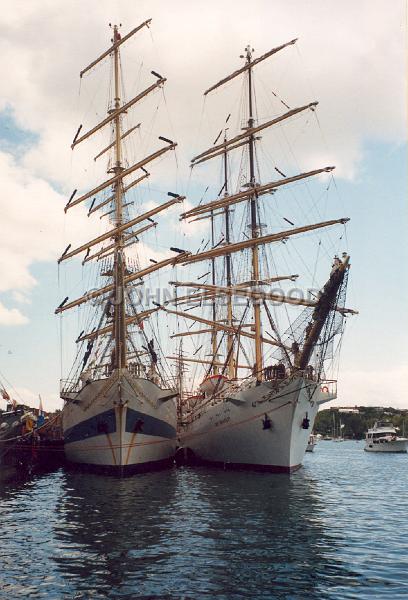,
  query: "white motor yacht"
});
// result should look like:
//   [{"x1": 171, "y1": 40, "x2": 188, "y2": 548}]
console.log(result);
[{"x1": 365, "y1": 422, "x2": 408, "y2": 453}]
